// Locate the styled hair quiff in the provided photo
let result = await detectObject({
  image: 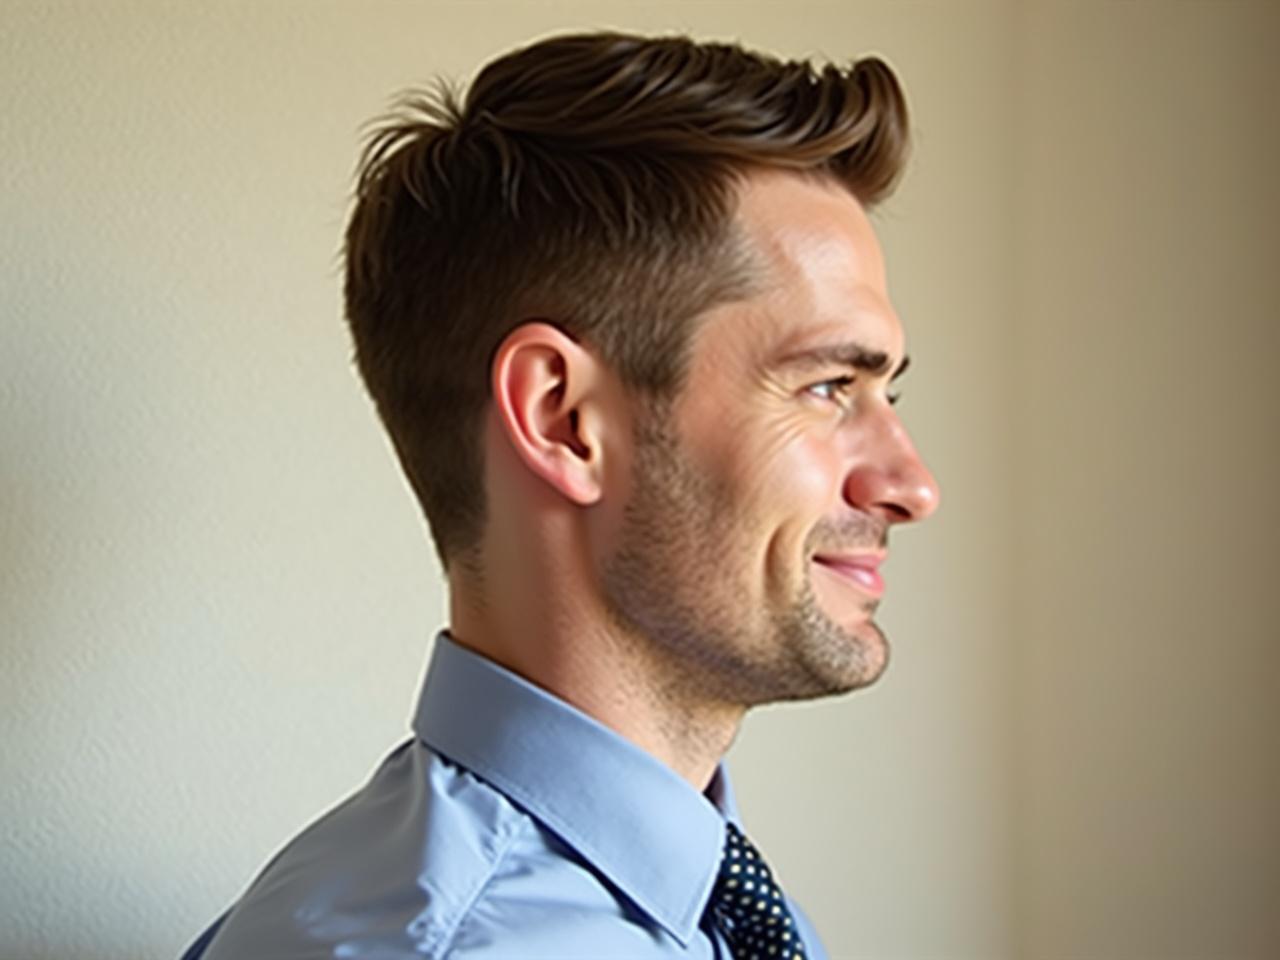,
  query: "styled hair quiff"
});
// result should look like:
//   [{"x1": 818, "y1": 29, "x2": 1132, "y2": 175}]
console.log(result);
[{"x1": 343, "y1": 31, "x2": 911, "y2": 573}]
